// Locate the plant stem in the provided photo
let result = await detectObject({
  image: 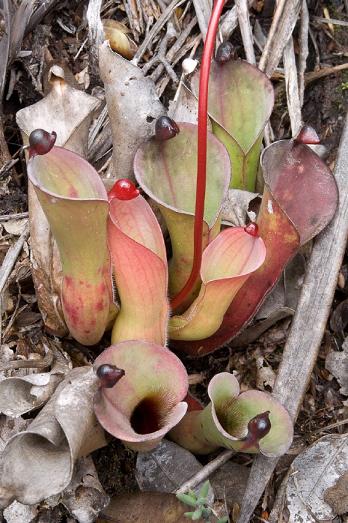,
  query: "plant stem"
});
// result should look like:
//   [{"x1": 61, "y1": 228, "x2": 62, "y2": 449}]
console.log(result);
[{"x1": 171, "y1": 0, "x2": 226, "y2": 311}]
